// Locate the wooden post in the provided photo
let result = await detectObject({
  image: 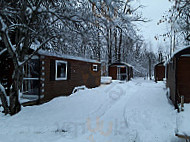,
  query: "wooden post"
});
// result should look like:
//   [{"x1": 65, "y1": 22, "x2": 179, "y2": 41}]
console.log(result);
[{"x1": 181, "y1": 96, "x2": 184, "y2": 111}]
